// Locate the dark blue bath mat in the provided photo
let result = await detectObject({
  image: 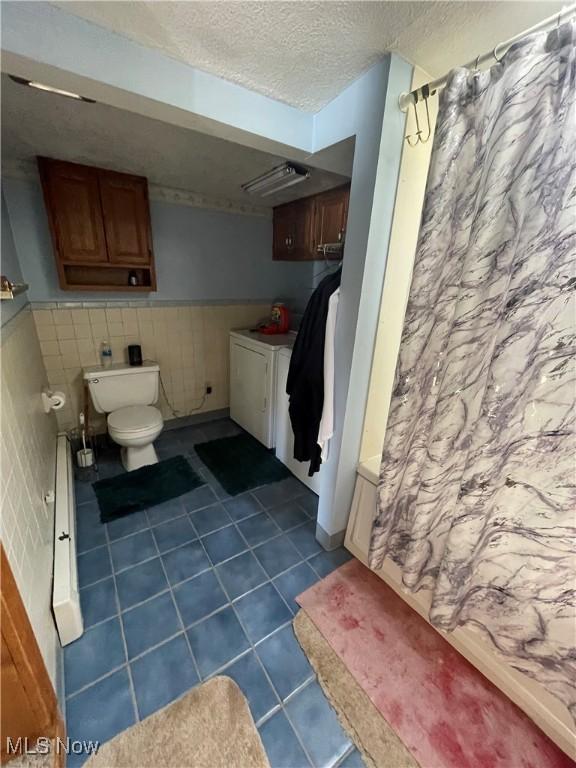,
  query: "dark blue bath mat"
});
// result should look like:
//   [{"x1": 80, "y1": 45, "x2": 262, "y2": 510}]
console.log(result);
[
  {"x1": 93, "y1": 455, "x2": 203, "y2": 523},
  {"x1": 194, "y1": 433, "x2": 291, "y2": 496}
]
